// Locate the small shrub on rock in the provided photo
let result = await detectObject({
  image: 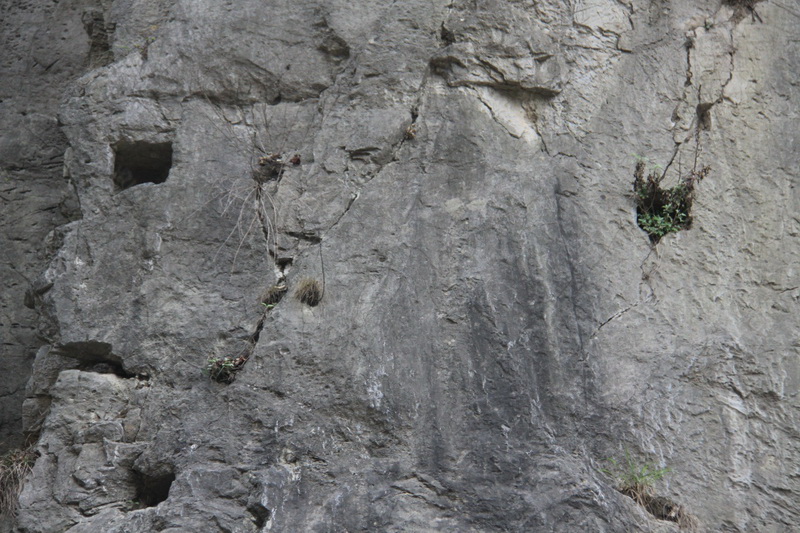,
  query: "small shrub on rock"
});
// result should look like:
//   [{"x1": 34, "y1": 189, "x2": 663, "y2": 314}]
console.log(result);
[
  {"x1": 603, "y1": 452, "x2": 696, "y2": 530},
  {"x1": 633, "y1": 161, "x2": 708, "y2": 243},
  {"x1": 603, "y1": 452, "x2": 670, "y2": 507}
]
